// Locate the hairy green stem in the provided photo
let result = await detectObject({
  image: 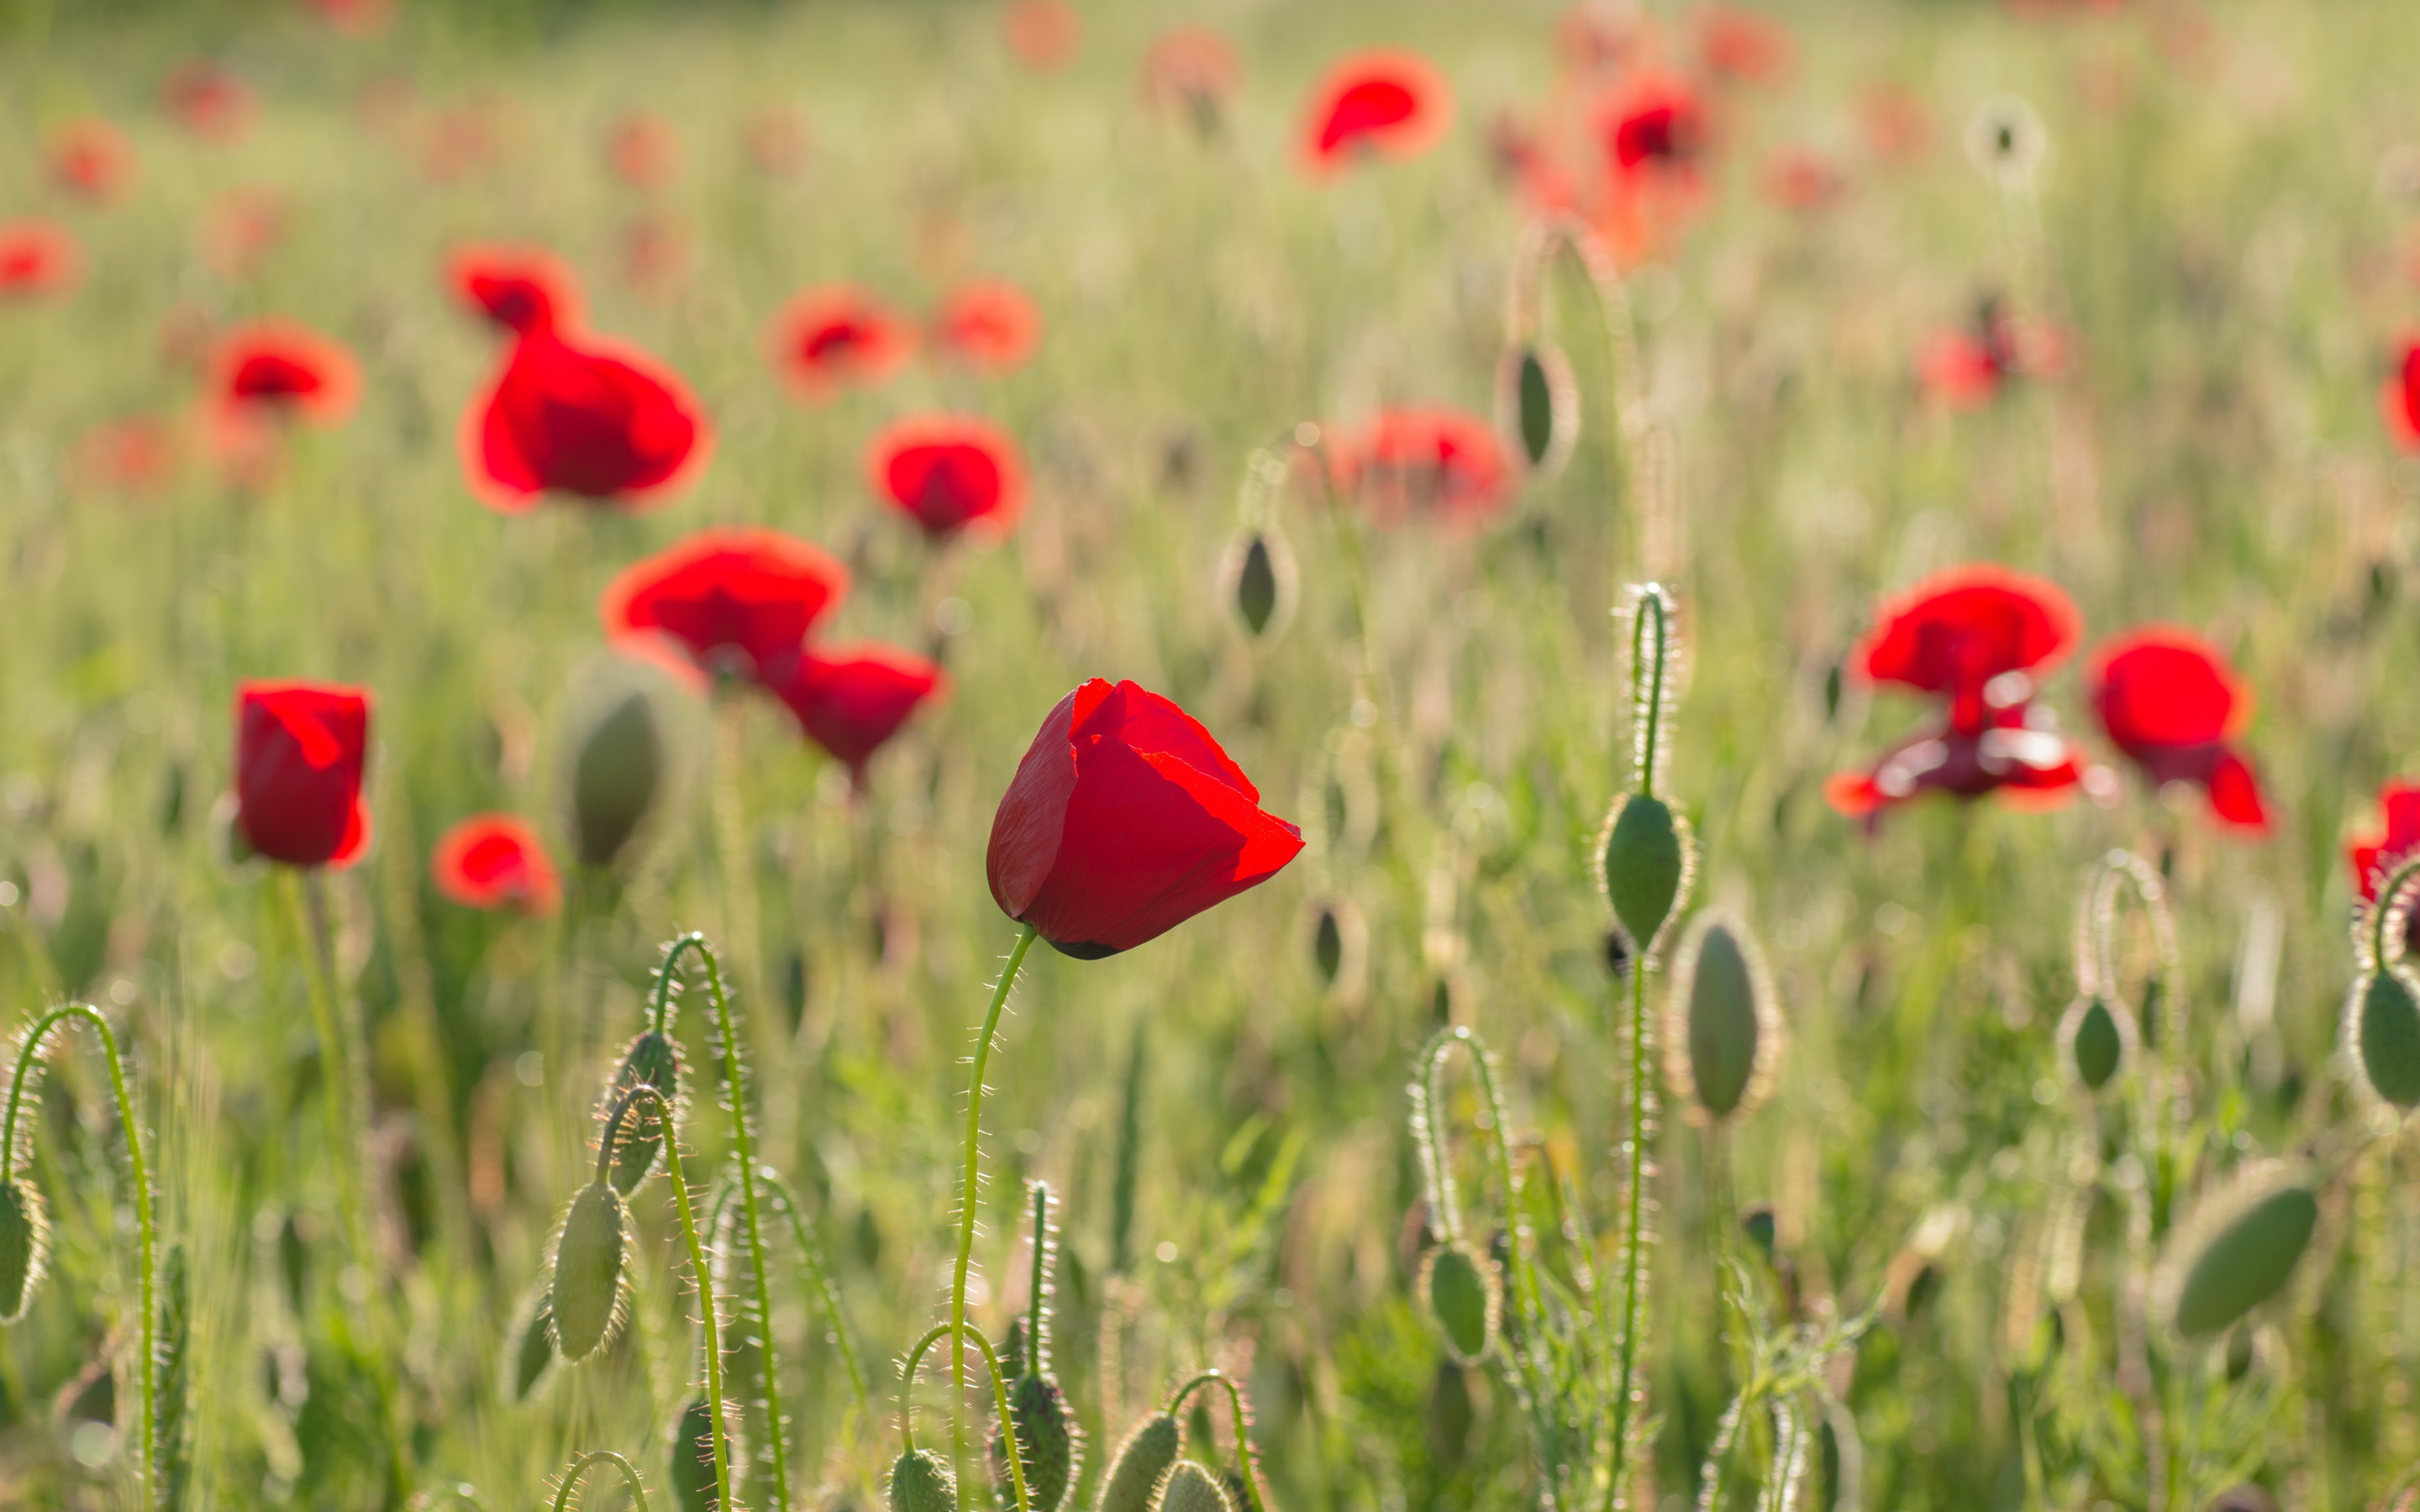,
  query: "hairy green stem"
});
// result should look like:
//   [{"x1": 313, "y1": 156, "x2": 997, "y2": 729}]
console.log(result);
[
  {"x1": 898, "y1": 1321, "x2": 1034, "y2": 1512},
  {"x1": 1418, "y1": 1027, "x2": 1542, "y2": 1331},
  {"x1": 1606, "y1": 946, "x2": 1655, "y2": 1512},
  {"x1": 1629, "y1": 588, "x2": 1670, "y2": 802},
  {"x1": 951, "y1": 922, "x2": 1041, "y2": 1401},
  {"x1": 1167, "y1": 1369, "x2": 1268, "y2": 1512},
  {"x1": 549, "y1": 1449, "x2": 650, "y2": 1512},
  {"x1": 4, "y1": 1003, "x2": 156, "y2": 1508},
  {"x1": 760, "y1": 1169, "x2": 871, "y2": 1416},
  {"x1": 1024, "y1": 1181, "x2": 1050, "y2": 1368}
]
